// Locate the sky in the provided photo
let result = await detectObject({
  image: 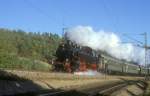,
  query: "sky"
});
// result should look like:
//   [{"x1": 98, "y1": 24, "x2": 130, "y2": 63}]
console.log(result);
[{"x1": 0, "y1": 0, "x2": 150, "y2": 44}]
